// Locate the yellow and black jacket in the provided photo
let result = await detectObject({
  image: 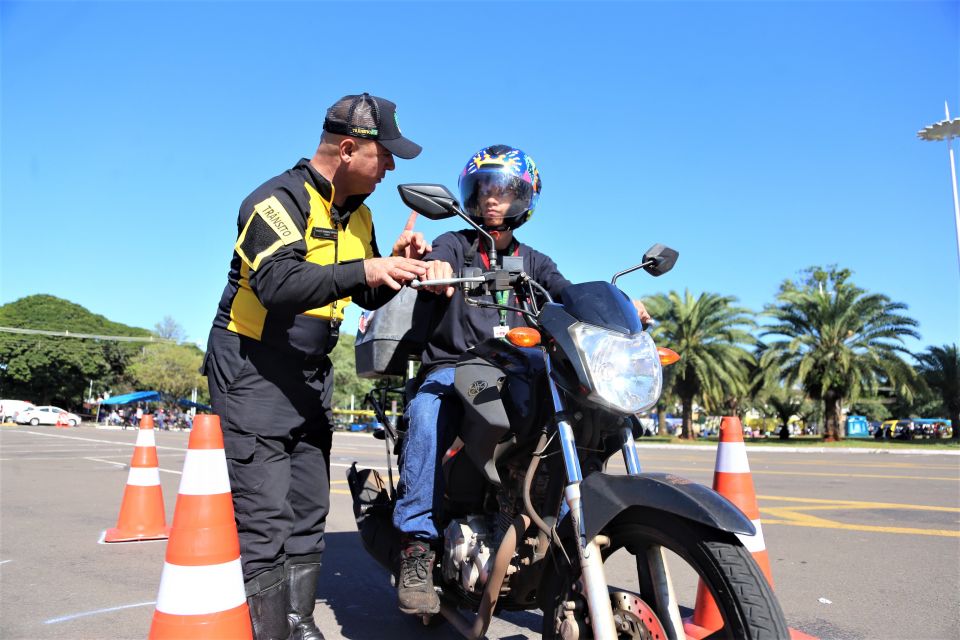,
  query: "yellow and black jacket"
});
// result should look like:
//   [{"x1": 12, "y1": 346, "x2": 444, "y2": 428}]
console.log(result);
[{"x1": 212, "y1": 159, "x2": 397, "y2": 357}]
